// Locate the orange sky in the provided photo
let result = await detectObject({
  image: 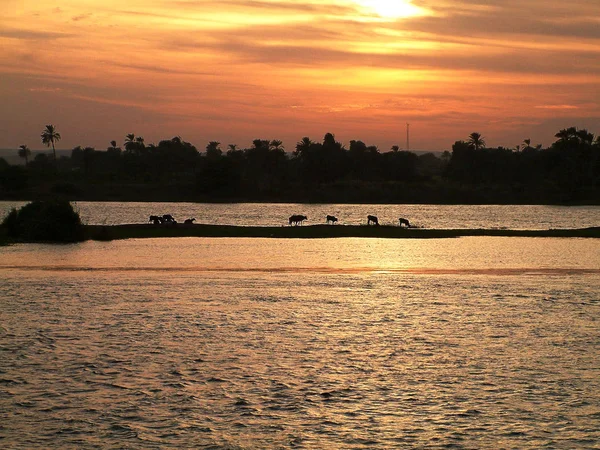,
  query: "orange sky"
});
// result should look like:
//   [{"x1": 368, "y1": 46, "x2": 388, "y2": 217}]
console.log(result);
[{"x1": 1, "y1": 0, "x2": 599, "y2": 152}]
